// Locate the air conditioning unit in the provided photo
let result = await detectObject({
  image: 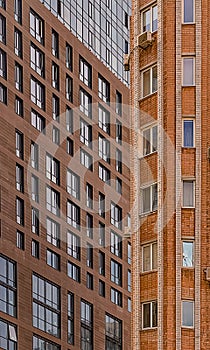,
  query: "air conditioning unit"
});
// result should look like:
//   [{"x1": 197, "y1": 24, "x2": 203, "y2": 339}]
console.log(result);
[
  {"x1": 137, "y1": 31, "x2": 152, "y2": 49},
  {"x1": 124, "y1": 54, "x2": 130, "y2": 71},
  {"x1": 124, "y1": 226, "x2": 131, "y2": 239},
  {"x1": 207, "y1": 147, "x2": 210, "y2": 159},
  {"x1": 205, "y1": 267, "x2": 210, "y2": 281}
]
